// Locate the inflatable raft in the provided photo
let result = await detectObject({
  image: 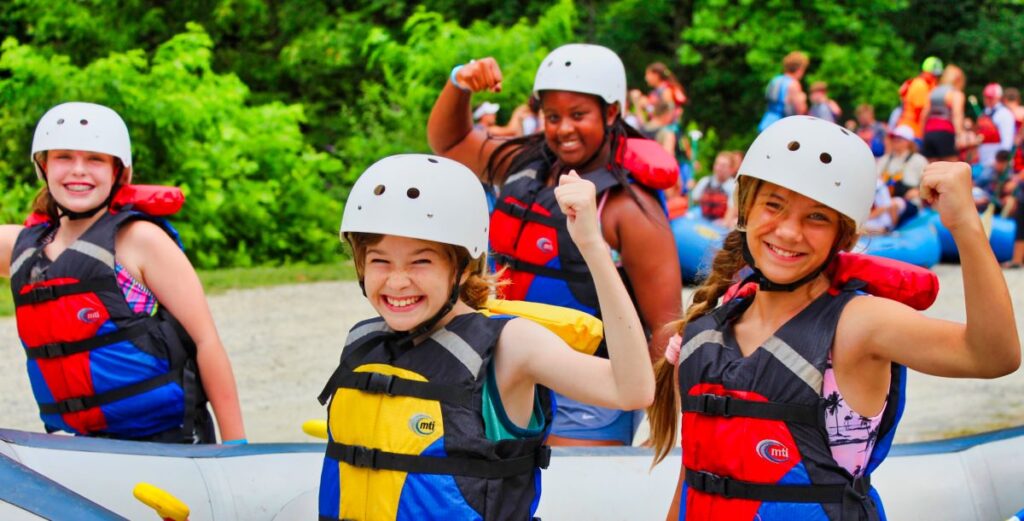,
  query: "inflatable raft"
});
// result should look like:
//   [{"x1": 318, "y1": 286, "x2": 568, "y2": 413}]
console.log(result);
[
  {"x1": 854, "y1": 211, "x2": 942, "y2": 268},
  {"x1": 671, "y1": 210, "x2": 728, "y2": 283},
  {"x1": 925, "y1": 208, "x2": 1017, "y2": 263},
  {"x1": 3, "y1": 425, "x2": 1024, "y2": 520}
]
